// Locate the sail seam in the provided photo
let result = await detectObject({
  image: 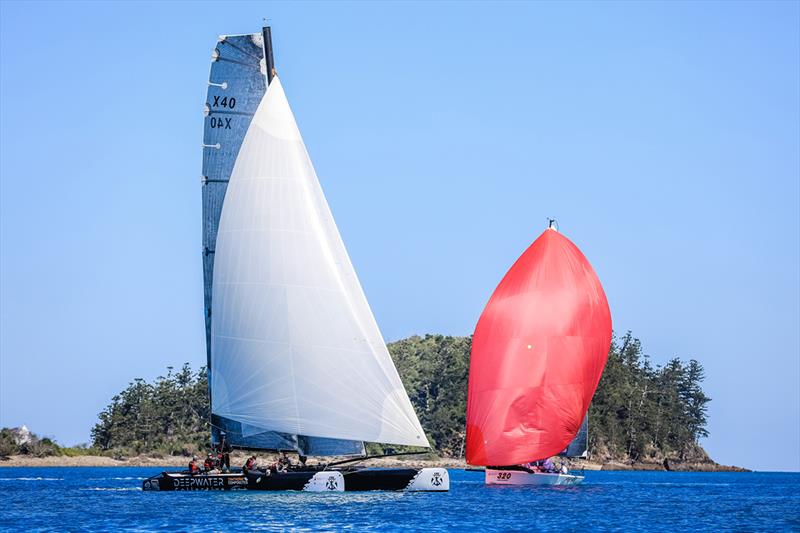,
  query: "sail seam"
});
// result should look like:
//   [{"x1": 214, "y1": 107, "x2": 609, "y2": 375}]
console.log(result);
[
  {"x1": 207, "y1": 110, "x2": 256, "y2": 117},
  {"x1": 215, "y1": 282, "x2": 341, "y2": 291},
  {"x1": 218, "y1": 228, "x2": 315, "y2": 235},
  {"x1": 216, "y1": 56, "x2": 260, "y2": 70}
]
